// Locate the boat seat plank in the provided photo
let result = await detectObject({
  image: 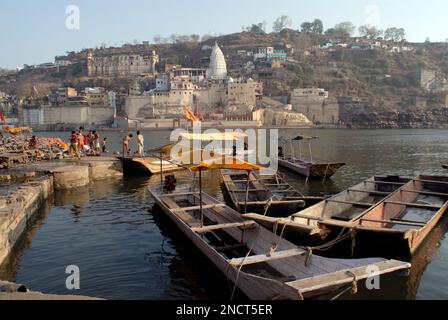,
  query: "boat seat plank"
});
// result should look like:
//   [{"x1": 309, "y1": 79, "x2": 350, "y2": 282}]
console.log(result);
[
  {"x1": 192, "y1": 221, "x2": 257, "y2": 234},
  {"x1": 359, "y1": 217, "x2": 426, "y2": 227},
  {"x1": 347, "y1": 189, "x2": 390, "y2": 196},
  {"x1": 326, "y1": 199, "x2": 373, "y2": 207},
  {"x1": 228, "y1": 248, "x2": 305, "y2": 267},
  {"x1": 171, "y1": 204, "x2": 227, "y2": 212},
  {"x1": 286, "y1": 260, "x2": 410, "y2": 294},
  {"x1": 414, "y1": 179, "x2": 448, "y2": 185},
  {"x1": 230, "y1": 189, "x2": 266, "y2": 192},
  {"x1": 160, "y1": 196, "x2": 202, "y2": 228},
  {"x1": 365, "y1": 181, "x2": 406, "y2": 186},
  {"x1": 213, "y1": 244, "x2": 246, "y2": 253},
  {"x1": 400, "y1": 189, "x2": 448, "y2": 197},
  {"x1": 384, "y1": 201, "x2": 441, "y2": 210}
]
